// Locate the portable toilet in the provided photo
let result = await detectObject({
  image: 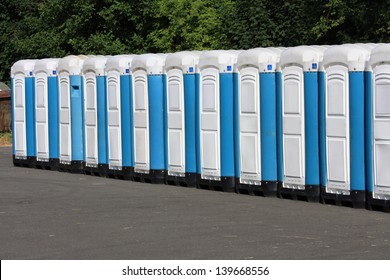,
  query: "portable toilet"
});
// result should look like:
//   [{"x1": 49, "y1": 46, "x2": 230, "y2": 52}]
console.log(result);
[
  {"x1": 365, "y1": 44, "x2": 390, "y2": 211},
  {"x1": 57, "y1": 55, "x2": 87, "y2": 173},
  {"x1": 105, "y1": 55, "x2": 135, "y2": 180},
  {"x1": 130, "y1": 54, "x2": 167, "y2": 184},
  {"x1": 234, "y1": 48, "x2": 280, "y2": 196},
  {"x1": 196, "y1": 50, "x2": 239, "y2": 192},
  {"x1": 82, "y1": 56, "x2": 109, "y2": 176},
  {"x1": 33, "y1": 58, "x2": 60, "y2": 170},
  {"x1": 319, "y1": 44, "x2": 373, "y2": 208},
  {"x1": 164, "y1": 51, "x2": 199, "y2": 187},
  {"x1": 277, "y1": 46, "x2": 325, "y2": 202},
  {"x1": 11, "y1": 60, "x2": 37, "y2": 168}
]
